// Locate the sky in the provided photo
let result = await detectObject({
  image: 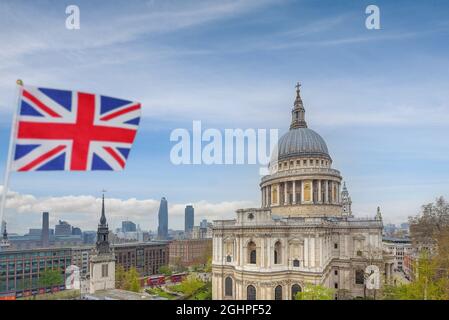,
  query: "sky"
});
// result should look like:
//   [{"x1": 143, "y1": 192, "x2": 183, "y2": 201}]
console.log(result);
[{"x1": 0, "y1": 0, "x2": 448, "y2": 234}]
